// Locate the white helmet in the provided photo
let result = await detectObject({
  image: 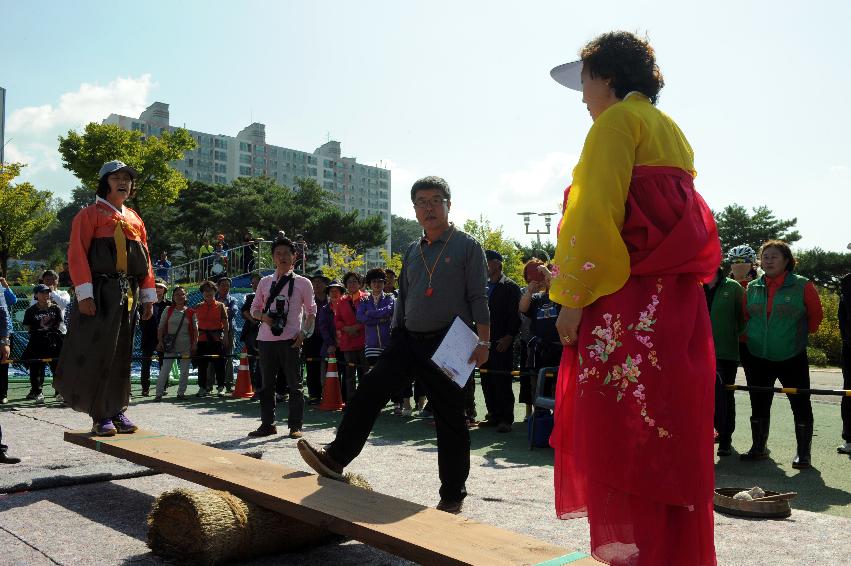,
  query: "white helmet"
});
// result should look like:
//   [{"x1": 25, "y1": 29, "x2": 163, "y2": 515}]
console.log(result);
[{"x1": 727, "y1": 244, "x2": 756, "y2": 264}]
